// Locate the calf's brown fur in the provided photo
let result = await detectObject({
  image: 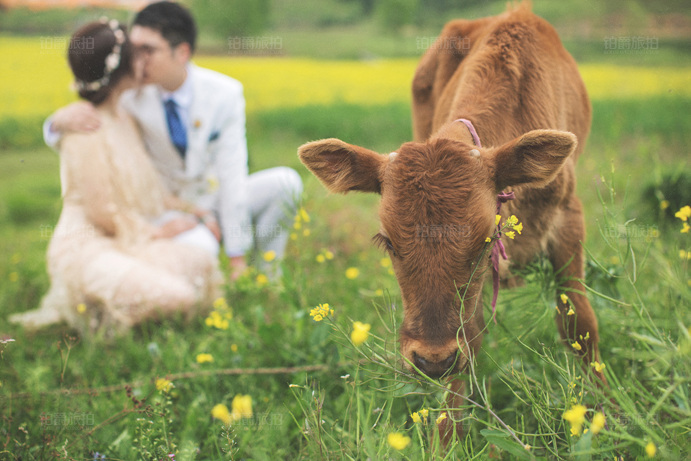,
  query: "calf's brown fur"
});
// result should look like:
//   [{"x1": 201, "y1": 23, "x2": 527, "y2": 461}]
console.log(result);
[{"x1": 299, "y1": 4, "x2": 603, "y2": 440}]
